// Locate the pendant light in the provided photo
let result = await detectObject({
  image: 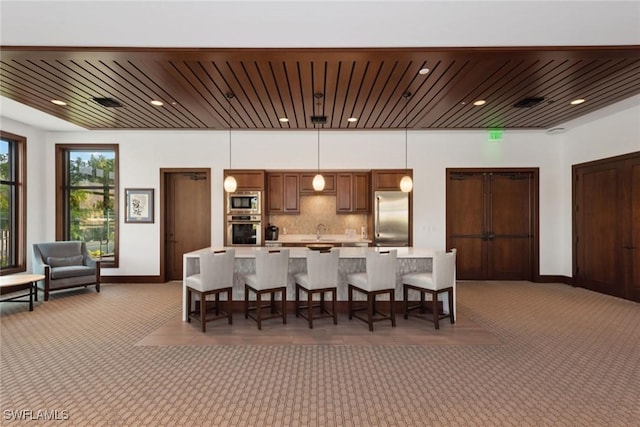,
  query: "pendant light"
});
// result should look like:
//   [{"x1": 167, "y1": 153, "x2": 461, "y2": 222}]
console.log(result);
[
  {"x1": 400, "y1": 92, "x2": 413, "y2": 193},
  {"x1": 223, "y1": 93, "x2": 237, "y2": 193},
  {"x1": 312, "y1": 92, "x2": 325, "y2": 191},
  {"x1": 312, "y1": 126, "x2": 325, "y2": 191}
]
